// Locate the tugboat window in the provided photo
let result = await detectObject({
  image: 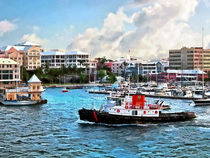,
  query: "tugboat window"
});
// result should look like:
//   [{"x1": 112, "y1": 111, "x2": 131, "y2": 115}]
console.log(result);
[{"x1": 132, "y1": 111, "x2": 137, "y2": 115}]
